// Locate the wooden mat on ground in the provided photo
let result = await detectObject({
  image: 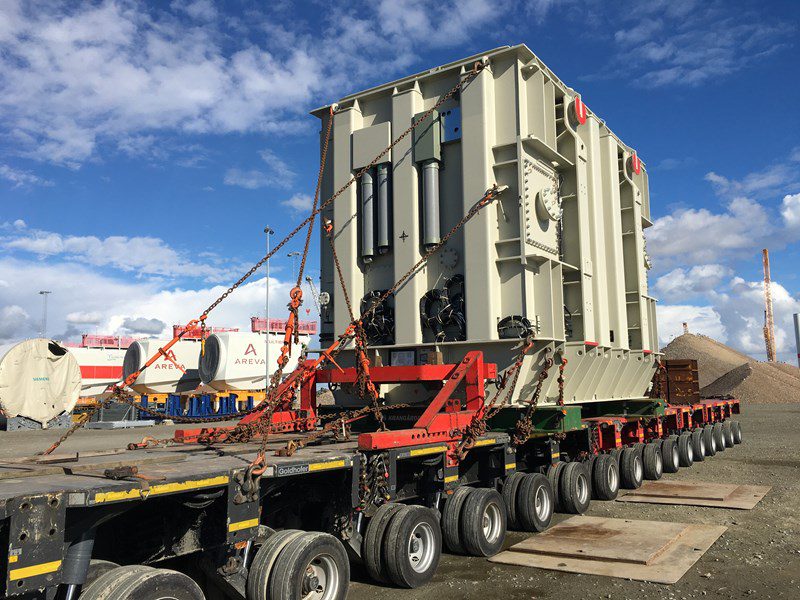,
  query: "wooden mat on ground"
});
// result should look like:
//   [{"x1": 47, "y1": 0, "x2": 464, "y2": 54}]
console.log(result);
[
  {"x1": 489, "y1": 516, "x2": 726, "y2": 584},
  {"x1": 616, "y1": 480, "x2": 770, "y2": 510}
]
